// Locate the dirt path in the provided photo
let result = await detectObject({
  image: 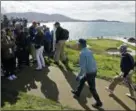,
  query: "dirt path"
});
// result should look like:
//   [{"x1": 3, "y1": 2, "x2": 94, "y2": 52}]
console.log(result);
[{"x1": 2, "y1": 66, "x2": 136, "y2": 110}]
